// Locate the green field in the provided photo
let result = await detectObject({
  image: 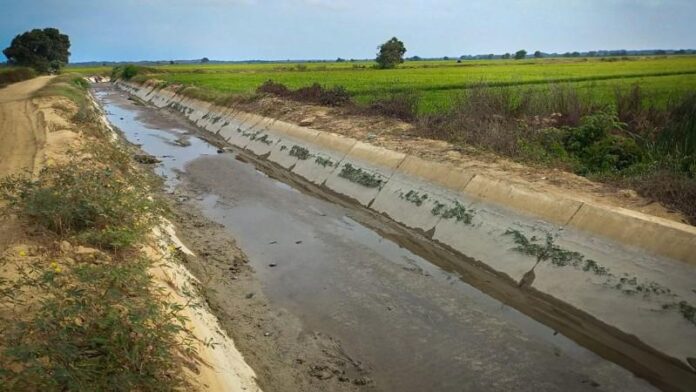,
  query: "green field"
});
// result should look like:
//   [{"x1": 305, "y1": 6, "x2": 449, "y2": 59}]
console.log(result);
[{"x1": 70, "y1": 56, "x2": 696, "y2": 112}]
